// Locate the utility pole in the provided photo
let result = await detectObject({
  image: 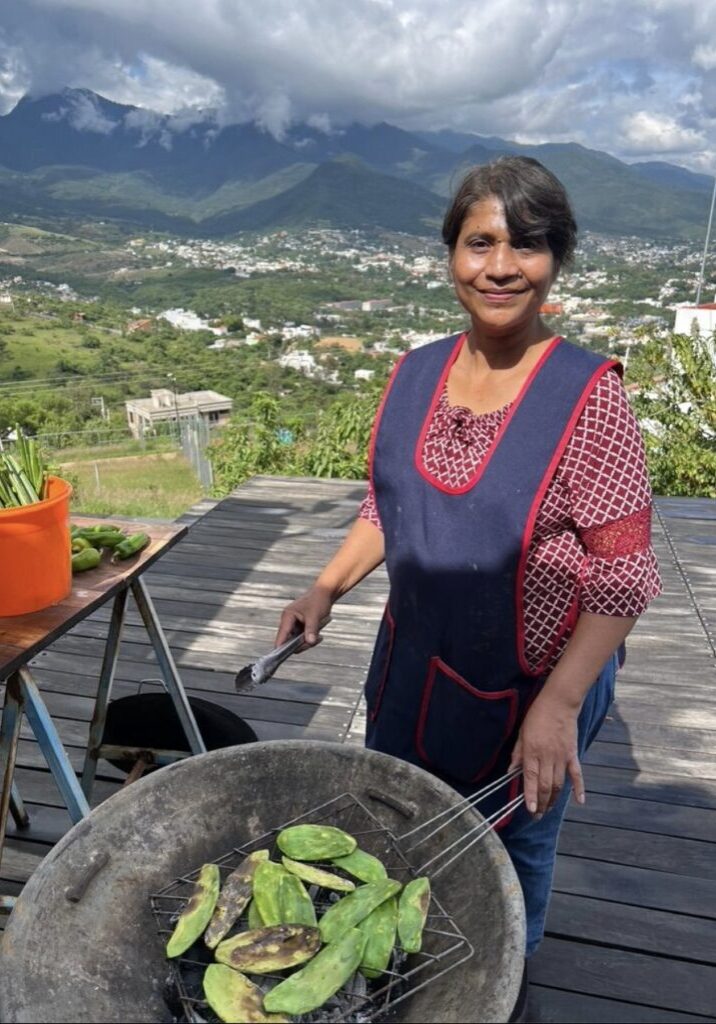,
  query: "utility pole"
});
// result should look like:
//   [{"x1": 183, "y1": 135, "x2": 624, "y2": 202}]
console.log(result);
[
  {"x1": 695, "y1": 175, "x2": 716, "y2": 306},
  {"x1": 168, "y1": 373, "x2": 180, "y2": 442}
]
